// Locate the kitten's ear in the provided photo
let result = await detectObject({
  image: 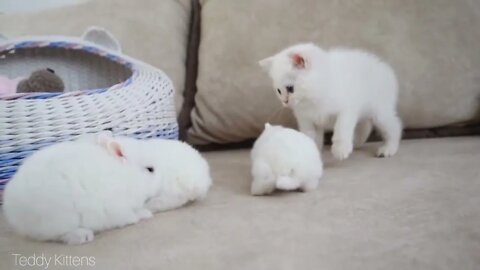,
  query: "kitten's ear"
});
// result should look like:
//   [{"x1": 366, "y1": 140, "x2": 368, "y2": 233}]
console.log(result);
[
  {"x1": 289, "y1": 53, "x2": 306, "y2": 69},
  {"x1": 259, "y1": 57, "x2": 274, "y2": 71}
]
